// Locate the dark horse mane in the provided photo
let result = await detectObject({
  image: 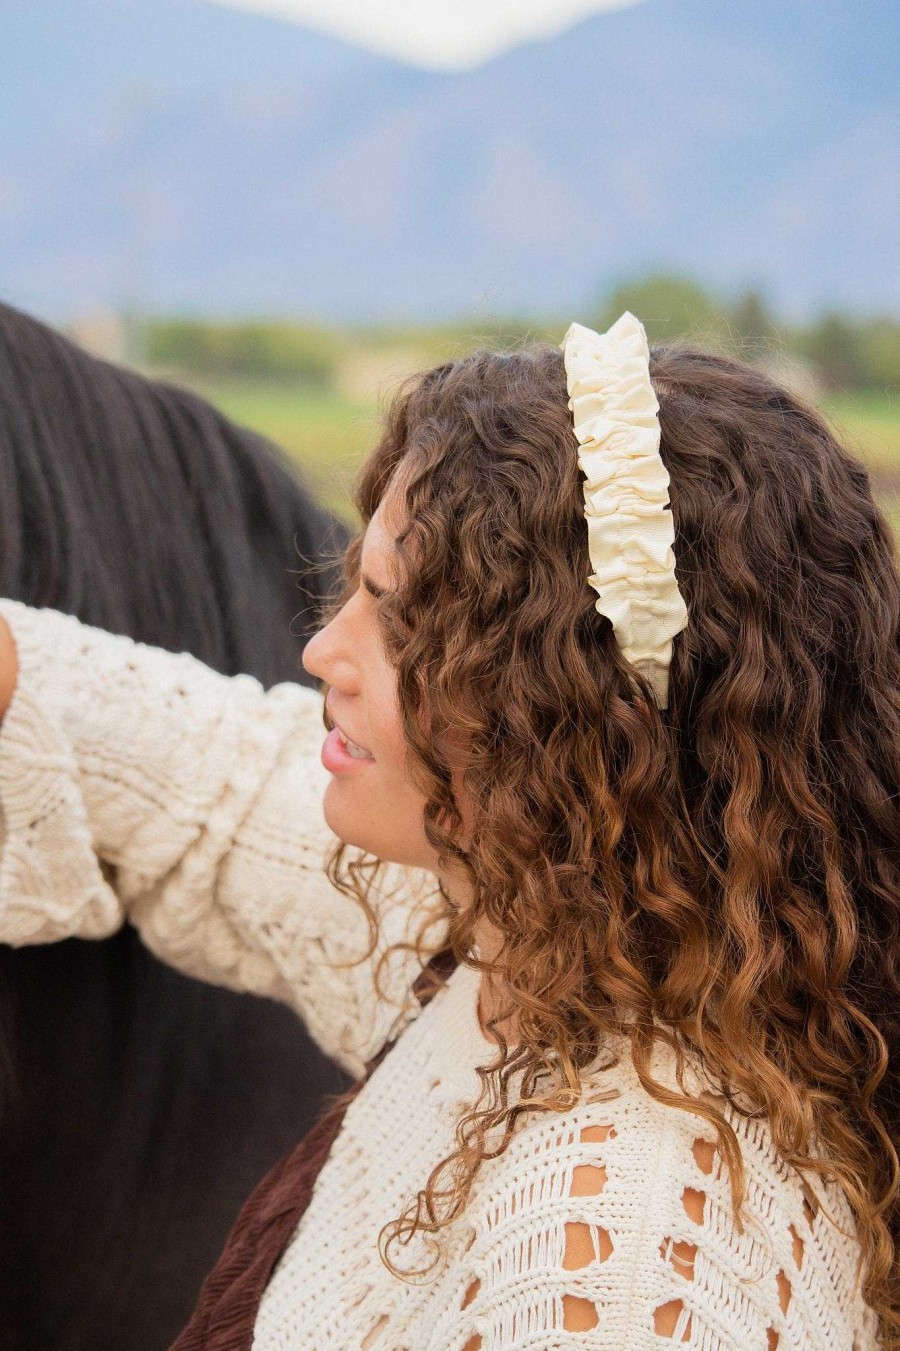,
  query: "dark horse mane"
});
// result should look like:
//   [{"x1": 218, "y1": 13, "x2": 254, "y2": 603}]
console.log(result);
[{"x1": 0, "y1": 301, "x2": 354, "y2": 1351}]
